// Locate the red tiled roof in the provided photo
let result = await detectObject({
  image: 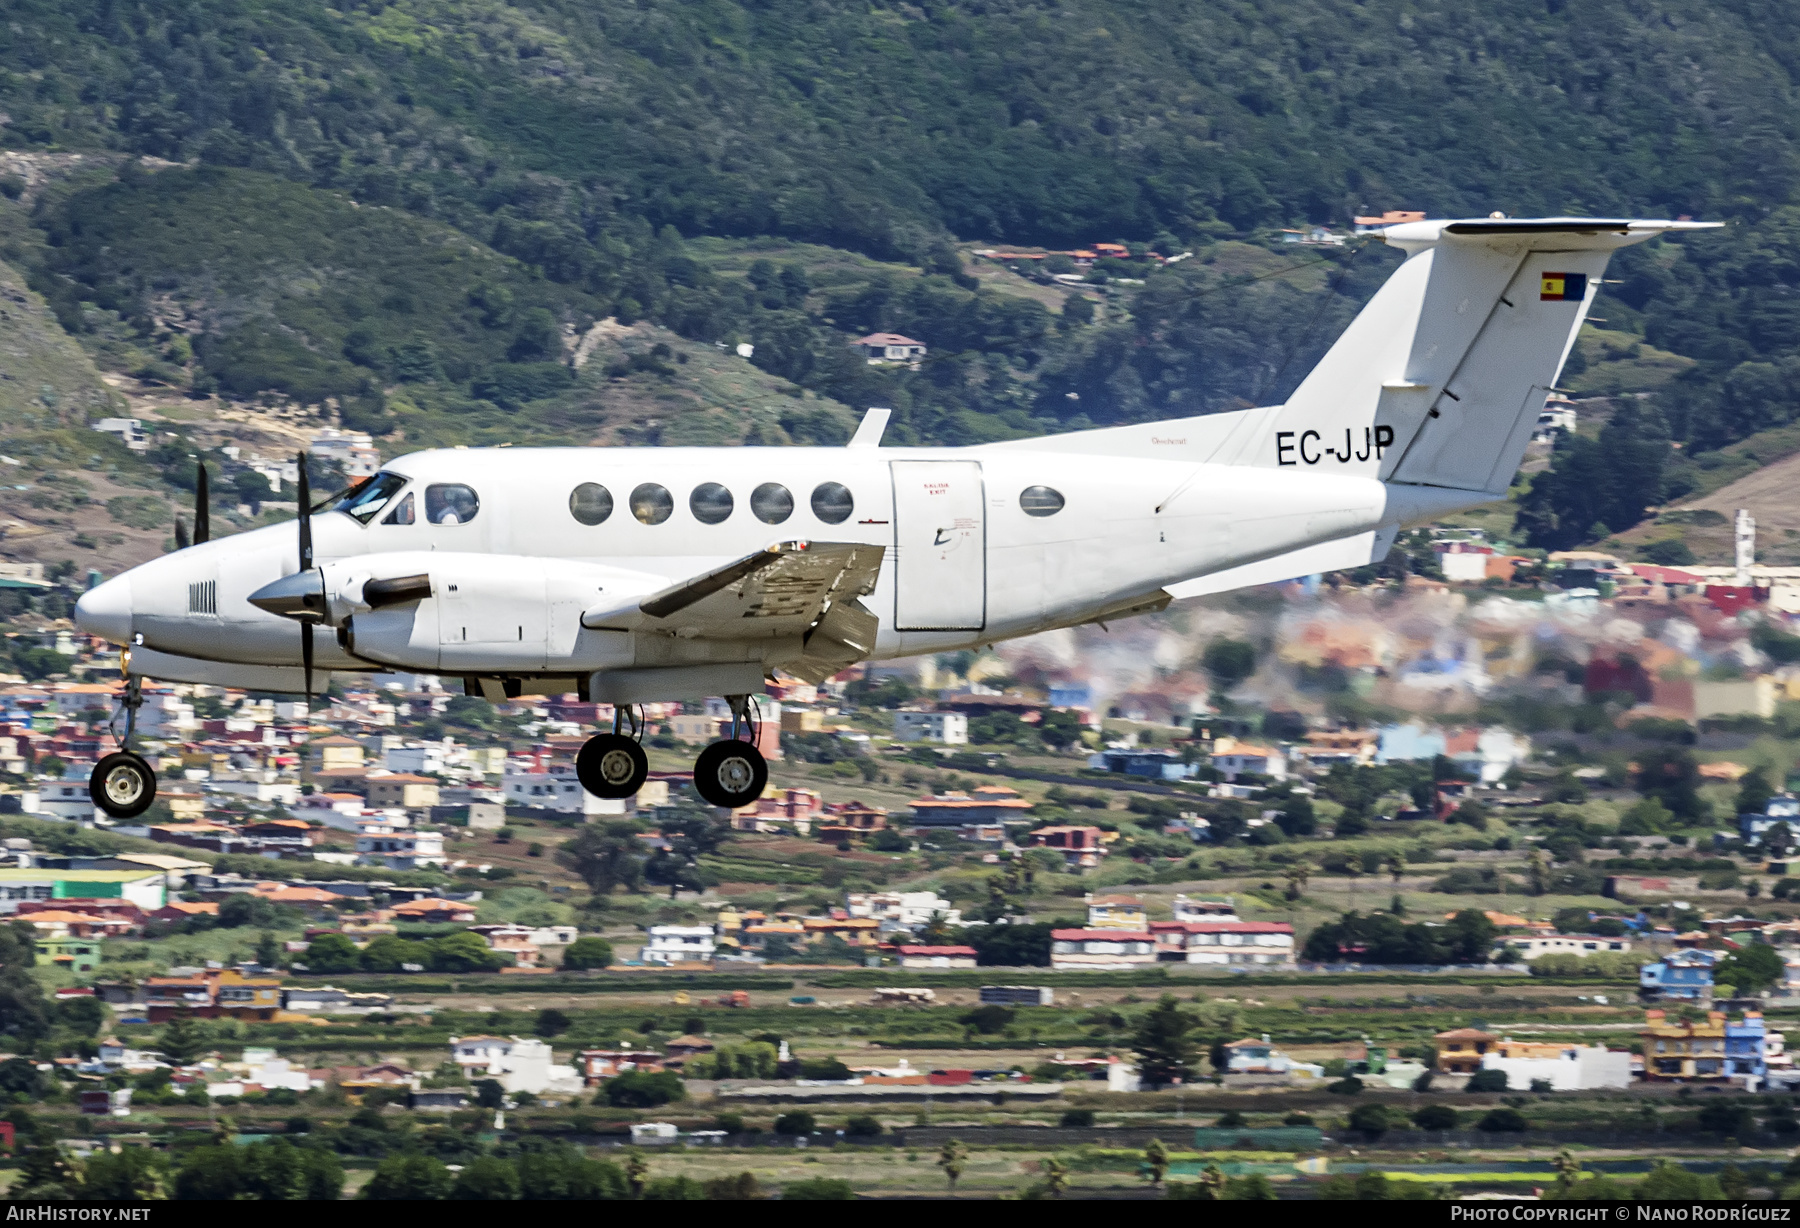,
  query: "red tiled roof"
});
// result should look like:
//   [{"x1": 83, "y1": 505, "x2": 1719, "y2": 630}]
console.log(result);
[{"x1": 897, "y1": 945, "x2": 978, "y2": 956}]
